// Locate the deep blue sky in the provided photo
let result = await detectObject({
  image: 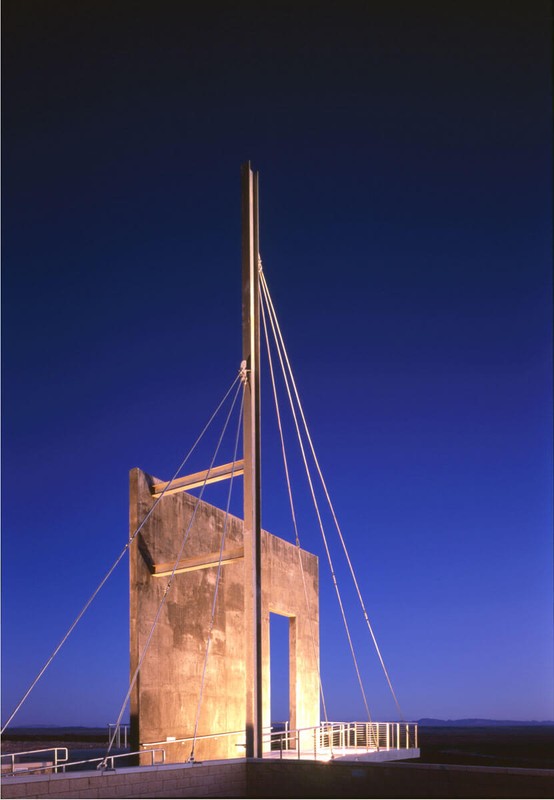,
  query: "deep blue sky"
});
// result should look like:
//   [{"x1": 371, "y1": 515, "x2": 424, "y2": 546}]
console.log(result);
[{"x1": 2, "y1": 1, "x2": 552, "y2": 728}]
